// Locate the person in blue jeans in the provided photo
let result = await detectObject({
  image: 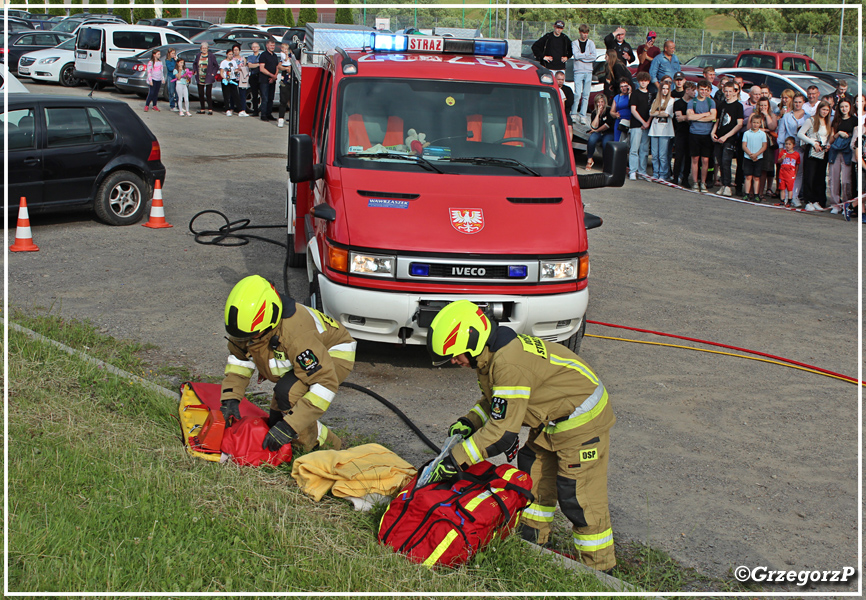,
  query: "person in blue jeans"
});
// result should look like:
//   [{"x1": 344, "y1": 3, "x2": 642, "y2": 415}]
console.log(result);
[
  {"x1": 611, "y1": 79, "x2": 631, "y2": 142},
  {"x1": 257, "y1": 39, "x2": 279, "y2": 122},
  {"x1": 165, "y1": 48, "x2": 178, "y2": 111},
  {"x1": 648, "y1": 81, "x2": 675, "y2": 180},
  {"x1": 628, "y1": 71, "x2": 652, "y2": 179},
  {"x1": 571, "y1": 23, "x2": 596, "y2": 125},
  {"x1": 585, "y1": 94, "x2": 615, "y2": 170}
]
